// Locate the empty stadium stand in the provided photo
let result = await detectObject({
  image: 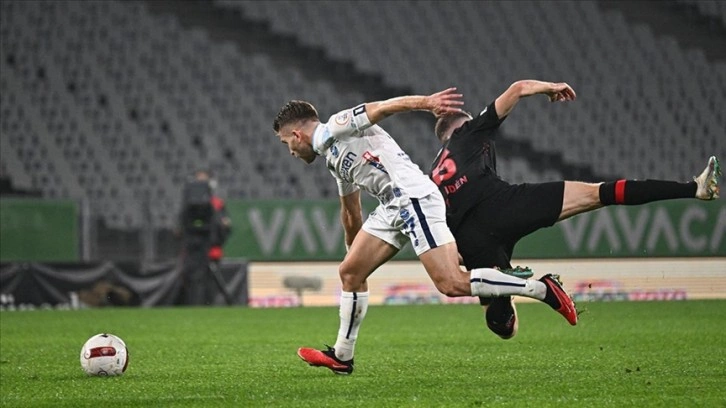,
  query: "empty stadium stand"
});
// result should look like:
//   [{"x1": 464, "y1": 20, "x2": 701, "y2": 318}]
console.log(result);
[
  {"x1": 1, "y1": 0, "x2": 724, "y2": 258},
  {"x1": 216, "y1": 0, "x2": 724, "y2": 179}
]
